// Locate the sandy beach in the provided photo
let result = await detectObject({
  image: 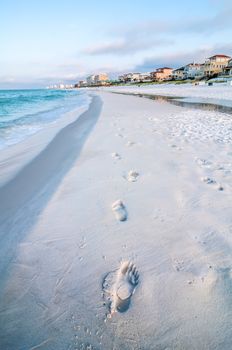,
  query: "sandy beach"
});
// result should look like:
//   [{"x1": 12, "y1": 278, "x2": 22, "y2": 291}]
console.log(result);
[{"x1": 1, "y1": 89, "x2": 232, "y2": 349}]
